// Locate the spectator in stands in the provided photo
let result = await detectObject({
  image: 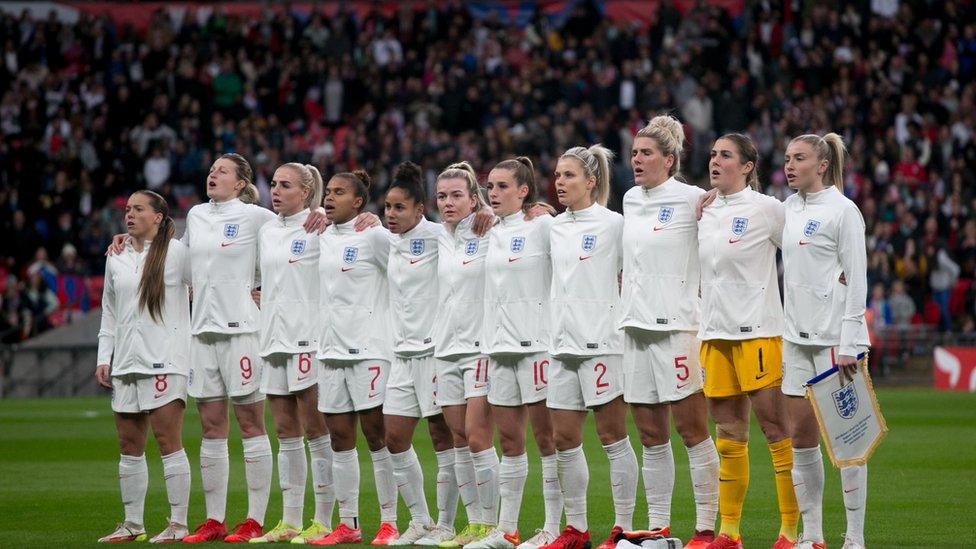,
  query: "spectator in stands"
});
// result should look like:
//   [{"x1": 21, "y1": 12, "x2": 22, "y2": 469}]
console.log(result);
[
  {"x1": 930, "y1": 244, "x2": 961, "y2": 331},
  {"x1": 888, "y1": 280, "x2": 917, "y2": 327}
]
